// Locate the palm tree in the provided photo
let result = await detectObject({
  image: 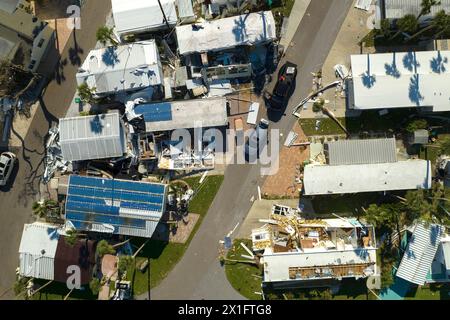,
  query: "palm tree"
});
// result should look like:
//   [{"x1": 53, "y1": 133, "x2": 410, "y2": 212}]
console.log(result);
[
  {"x1": 96, "y1": 240, "x2": 116, "y2": 258},
  {"x1": 32, "y1": 200, "x2": 59, "y2": 218},
  {"x1": 96, "y1": 26, "x2": 118, "y2": 46},
  {"x1": 390, "y1": 14, "x2": 418, "y2": 40},
  {"x1": 418, "y1": 0, "x2": 441, "y2": 19},
  {"x1": 408, "y1": 10, "x2": 449, "y2": 41},
  {"x1": 77, "y1": 83, "x2": 96, "y2": 104},
  {"x1": 64, "y1": 228, "x2": 79, "y2": 247},
  {"x1": 379, "y1": 19, "x2": 392, "y2": 38}
]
